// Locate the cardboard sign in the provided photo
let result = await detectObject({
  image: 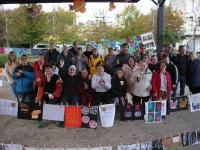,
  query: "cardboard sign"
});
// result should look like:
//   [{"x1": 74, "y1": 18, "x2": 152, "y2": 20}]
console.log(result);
[
  {"x1": 120, "y1": 103, "x2": 144, "y2": 121},
  {"x1": 168, "y1": 96, "x2": 188, "y2": 112},
  {"x1": 99, "y1": 104, "x2": 115, "y2": 127},
  {"x1": 42, "y1": 104, "x2": 65, "y2": 121},
  {"x1": 64, "y1": 106, "x2": 81, "y2": 127},
  {"x1": 17, "y1": 102, "x2": 42, "y2": 120},
  {"x1": 81, "y1": 106, "x2": 98, "y2": 129},
  {"x1": 162, "y1": 135, "x2": 183, "y2": 150}
]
